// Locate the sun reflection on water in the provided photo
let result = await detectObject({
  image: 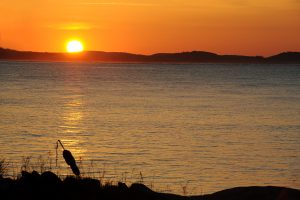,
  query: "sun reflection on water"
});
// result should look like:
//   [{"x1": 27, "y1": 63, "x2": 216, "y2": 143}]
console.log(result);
[
  {"x1": 62, "y1": 98, "x2": 83, "y2": 131},
  {"x1": 63, "y1": 111, "x2": 82, "y2": 125},
  {"x1": 59, "y1": 95, "x2": 87, "y2": 158}
]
